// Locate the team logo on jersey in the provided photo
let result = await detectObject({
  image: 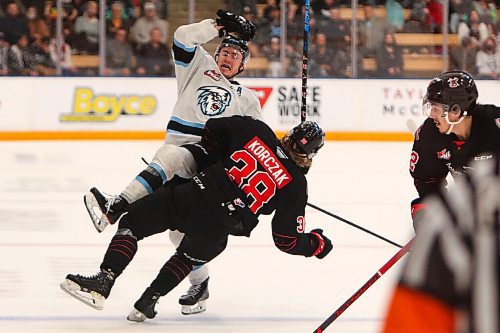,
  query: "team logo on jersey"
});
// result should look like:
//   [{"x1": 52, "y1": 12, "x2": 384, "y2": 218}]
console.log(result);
[
  {"x1": 203, "y1": 70, "x2": 221, "y2": 81},
  {"x1": 437, "y1": 148, "x2": 451, "y2": 160},
  {"x1": 197, "y1": 86, "x2": 231, "y2": 116},
  {"x1": 495, "y1": 118, "x2": 500, "y2": 129},
  {"x1": 447, "y1": 77, "x2": 460, "y2": 88}
]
